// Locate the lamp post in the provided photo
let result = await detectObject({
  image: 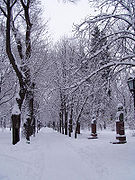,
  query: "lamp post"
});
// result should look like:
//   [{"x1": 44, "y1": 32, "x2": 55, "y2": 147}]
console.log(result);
[
  {"x1": 127, "y1": 76, "x2": 135, "y2": 98},
  {"x1": 127, "y1": 77, "x2": 135, "y2": 121}
]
